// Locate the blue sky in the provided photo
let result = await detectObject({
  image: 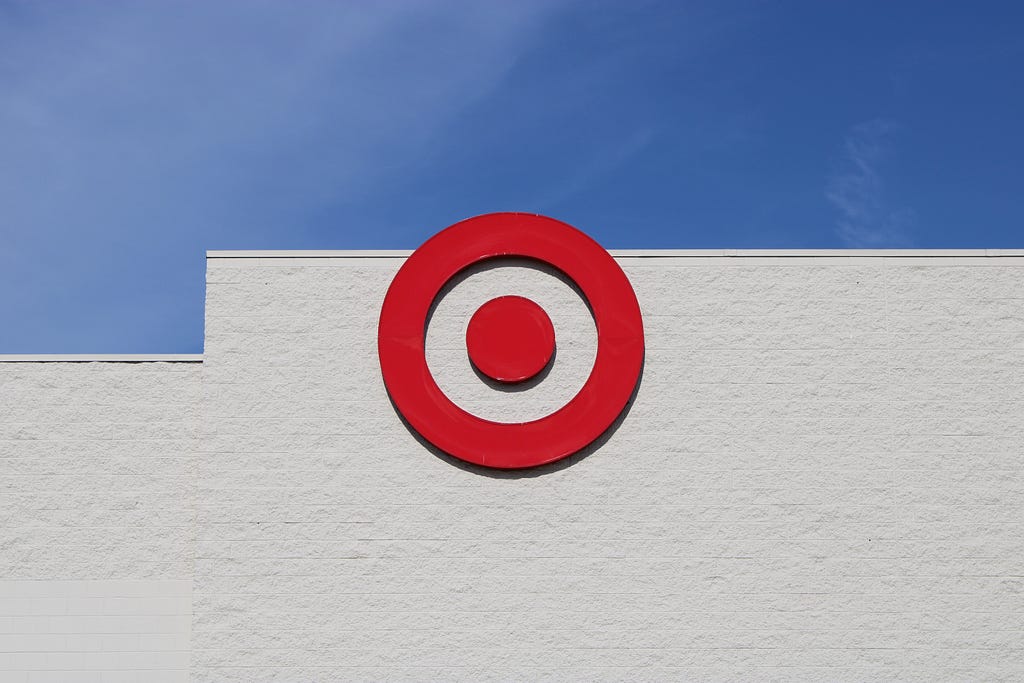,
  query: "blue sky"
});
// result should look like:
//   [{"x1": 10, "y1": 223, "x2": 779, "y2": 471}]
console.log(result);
[{"x1": 1, "y1": 0, "x2": 1022, "y2": 353}]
